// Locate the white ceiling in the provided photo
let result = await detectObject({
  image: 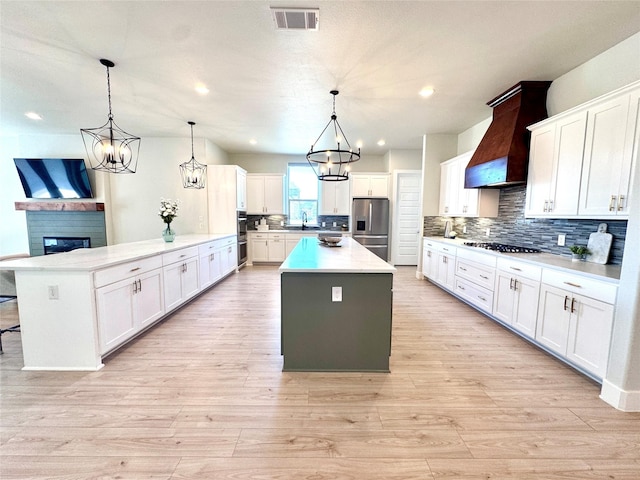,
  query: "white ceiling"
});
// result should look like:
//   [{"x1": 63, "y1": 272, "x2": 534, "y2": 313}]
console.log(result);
[{"x1": 1, "y1": 1, "x2": 639, "y2": 155}]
